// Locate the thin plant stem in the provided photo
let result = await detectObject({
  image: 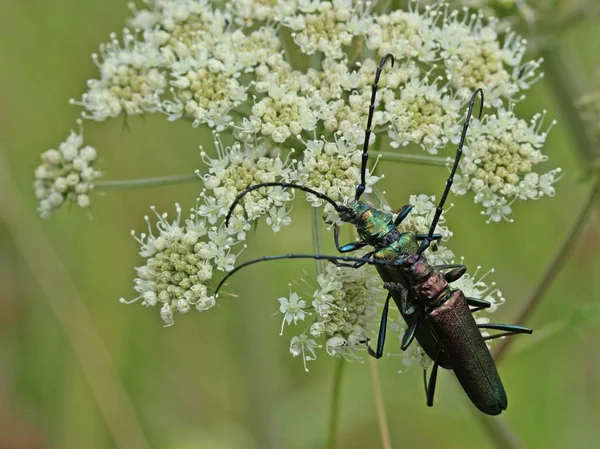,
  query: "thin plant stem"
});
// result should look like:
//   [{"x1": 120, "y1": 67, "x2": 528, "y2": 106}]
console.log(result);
[
  {"x1": 326, "y1": 357, "x2": 345, "y2": 449},
  {"x1": 472, "y1": 411, "x2": 526, "y2": 449},
  {"x1": 542, "y1": 45, "x2": 598, "y2": 165},
  {"x1": 312, "y1": 207, "x2": 325, "y2": 274},
  {"x1": 373, "y1": 151, "x2": 448, "y2": 167},
  {"x1": 92, "y1": 151, "x2": 447, "y2": 194},
  {"x1": 462, "y1": 360, "x2": 525, "y2": 449},
  {"x1": 0, "y1": 160, "x2": 151, "y2": 449},
  {"x1": 493, "y1": 184, "x2": 600, "y2": 363},
  {"x1": 312, "y1": 204, "x2": 343, "y2": 449},
  {"x1": 95, "y1": 172, "x2": 199, "y2": 191},
  {"x1": 368, "y1": 356, "x2": 392, "y2": 449}
]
